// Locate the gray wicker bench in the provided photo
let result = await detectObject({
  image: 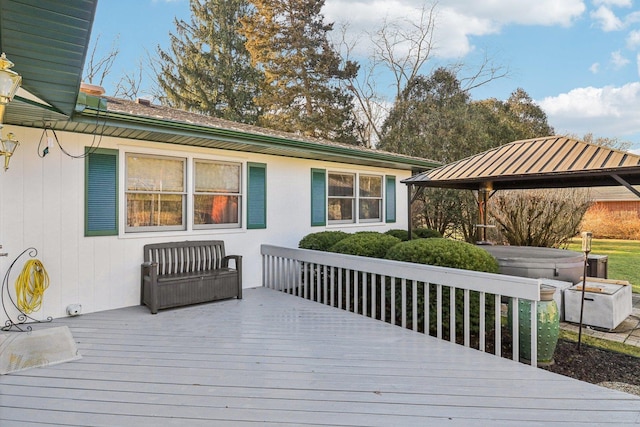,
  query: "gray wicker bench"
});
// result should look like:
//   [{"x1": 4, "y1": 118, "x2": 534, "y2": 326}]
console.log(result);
[{"x1": 141, "y1": 240, "x2": 242, "y2": 314}]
